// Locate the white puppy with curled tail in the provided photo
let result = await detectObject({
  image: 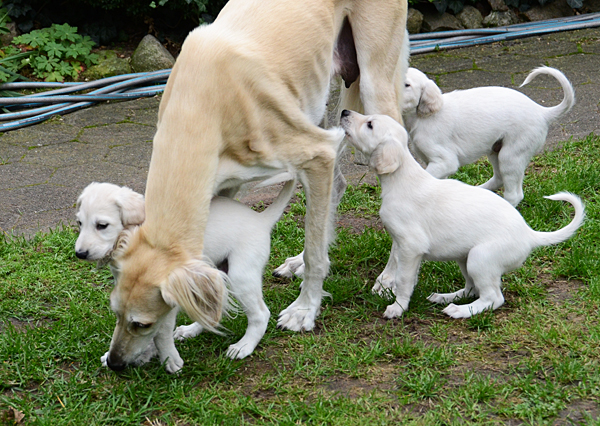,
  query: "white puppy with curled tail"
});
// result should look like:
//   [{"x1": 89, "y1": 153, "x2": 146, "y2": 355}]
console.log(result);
[
  {"x1": 76, "y1": 176, "x2": 297, "y2": 371},
  {"x1": 402, "y1": 66, "x2": 575, "y2": 206},
  {"x1": 340, "y1": 110, "x2": 584, "y2": 319}
]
